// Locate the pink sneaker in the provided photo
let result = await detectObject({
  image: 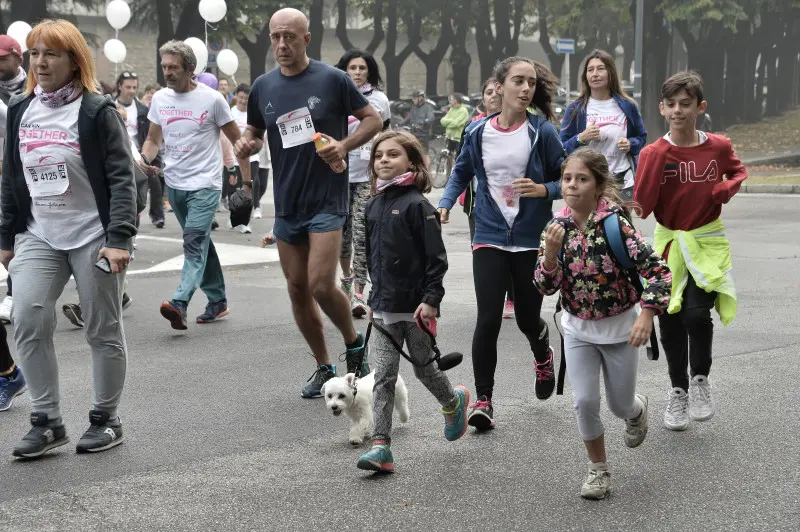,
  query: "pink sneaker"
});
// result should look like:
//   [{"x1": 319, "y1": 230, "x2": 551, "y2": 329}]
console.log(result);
[{"x1": 503, "y1": 299, "x2": 515, "y2": 319}]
